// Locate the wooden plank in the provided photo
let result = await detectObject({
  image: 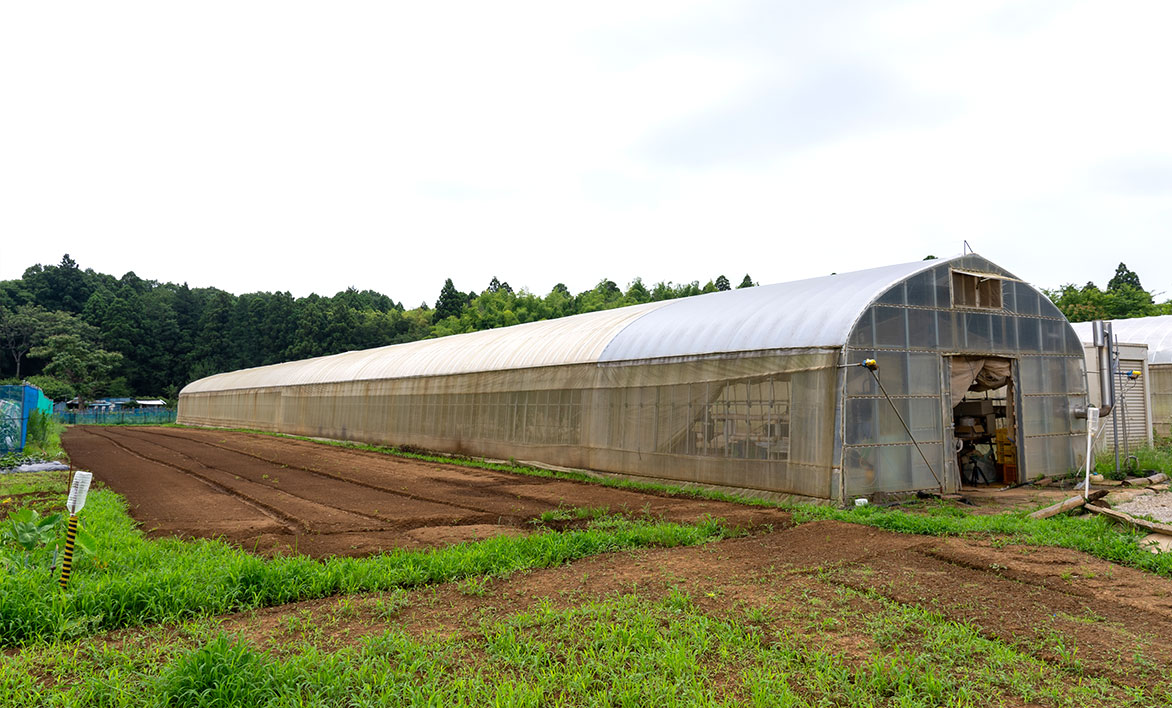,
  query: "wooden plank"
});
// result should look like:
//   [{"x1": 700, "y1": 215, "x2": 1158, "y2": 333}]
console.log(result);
[
  {"x1": 1028, "y1": 490, "x2": 1108, "y2": 520},
  {"x1": 1085, "y1": 503, "x2": 1172, "y2": 536}
]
